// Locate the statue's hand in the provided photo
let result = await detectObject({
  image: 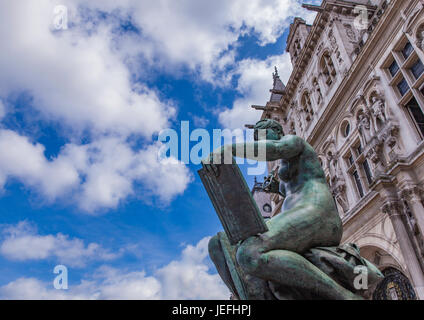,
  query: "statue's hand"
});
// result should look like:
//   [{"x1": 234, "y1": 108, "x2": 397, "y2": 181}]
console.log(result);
[
  {"x1": 262, "y1": 171, "x2": 281, "y2": 194},
  {"x1": 262, "y1": 174, "x2": 273, "y2": 191}
]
